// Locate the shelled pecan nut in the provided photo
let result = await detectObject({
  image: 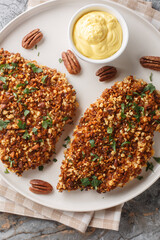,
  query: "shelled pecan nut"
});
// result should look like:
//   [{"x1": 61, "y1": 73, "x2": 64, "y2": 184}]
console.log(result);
[
  {"x1": 140, "y1": 56, "x2": 160, "y2": 71},
  {"x1": 62, "y1": 50, "x2": 81, "y2": 74},
  {"x1": 22, "y1": 29, "x2": 43, "y2": 49},
  {"x1": 96, "y1": 66, "x2": 117, "y2": 81},
  {"x1": 29, "y1": 179, "x2": 53, "y2": 194}
]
